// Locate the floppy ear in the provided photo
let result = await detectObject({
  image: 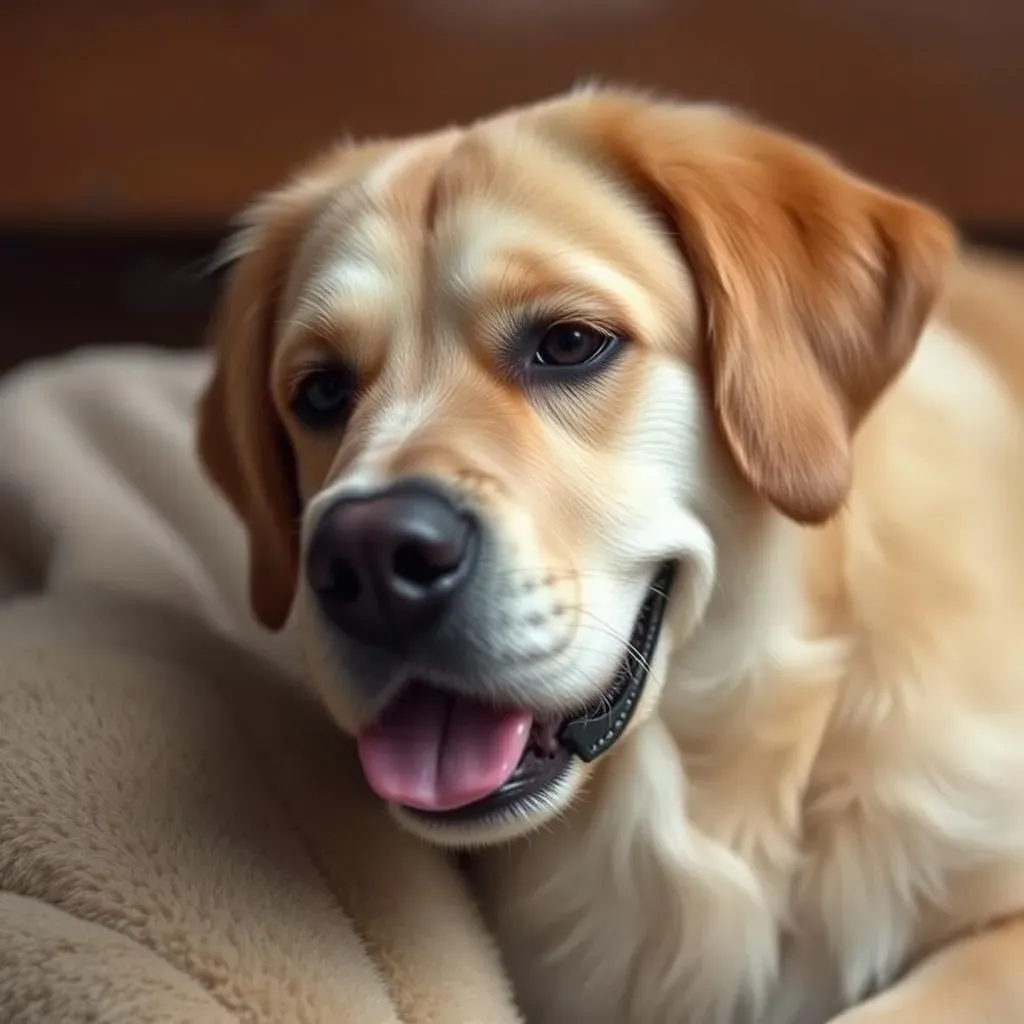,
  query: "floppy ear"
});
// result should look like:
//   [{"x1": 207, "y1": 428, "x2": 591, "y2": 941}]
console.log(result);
[
  {"x1": 197, "y1": 184, "x2": 315, "y2": 630},
  {"x1": 540, "y1": 92, "x2": 955, "y2": 523}
]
